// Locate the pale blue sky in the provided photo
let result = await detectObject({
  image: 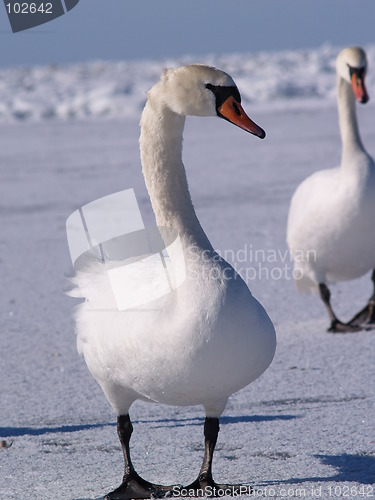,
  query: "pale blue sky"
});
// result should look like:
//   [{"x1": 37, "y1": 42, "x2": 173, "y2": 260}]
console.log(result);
[{"x1": 2, "y1": 0, "x2": 375, "y2": 67}]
